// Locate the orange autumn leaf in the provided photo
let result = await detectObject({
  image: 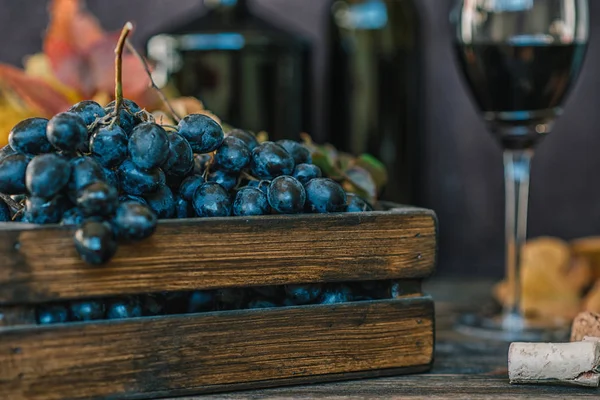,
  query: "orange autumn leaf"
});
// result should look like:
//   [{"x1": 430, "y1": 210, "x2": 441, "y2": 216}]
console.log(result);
[
  {"x1": 0, "y1": 64, "x2": 73, "y2": 146},
  {"x1": 43, "y1": 0, "x2": 158, "y2": 107},
  {"x1": 0, "y1": 64, "x2": 71, "y2": 115}
]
